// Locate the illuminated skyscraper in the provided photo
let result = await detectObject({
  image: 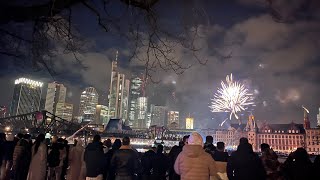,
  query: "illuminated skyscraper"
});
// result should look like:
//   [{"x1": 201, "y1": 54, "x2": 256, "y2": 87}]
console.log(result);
[
  {"x1": 95, "y1": 105, "x2": 109, "y2": 125},
  {"x1": 45, "y1": 82, "x2": 66, "y2": 114},
  {"x1": 150, "y1": 105, "x2": 167, "y2": 127},
  {"x1": 186, "y1": 117, "x2": 194, "y2": 129},
  {"x1": 108, "y1": 51, "x2": 130, "y2": 121},
  {"x1": 55, "y1": 102, "x2": 73, "y2": 121},
  {"x1": 128, "y1": 73, "x2": 146, "y2": 127},
  {"x1": 10, "y1": 78, "x2": 43, "y2": 116},
  {"x1": 79, "y1": 87, "x2": 99, "y2": 117},
  {"x1": 167, "y1": 111, "x2": 179, "y2": 128},
  {"x1": 134, "y1": 97, "x2": 148, "y2": 128}
]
